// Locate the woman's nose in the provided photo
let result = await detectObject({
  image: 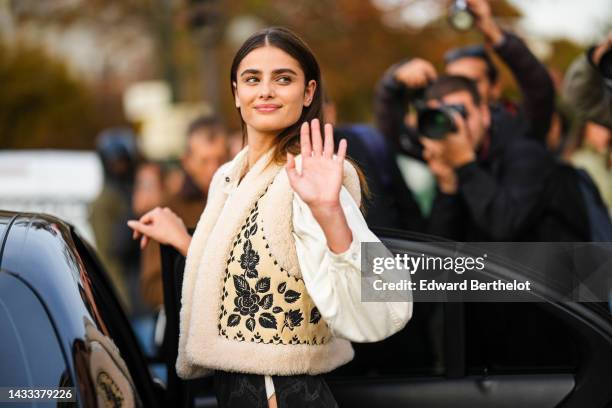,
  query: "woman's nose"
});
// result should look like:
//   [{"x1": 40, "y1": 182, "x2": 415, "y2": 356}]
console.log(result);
[{"x1": 259, "y1": 80, "x2": 274, "y2": 98}]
